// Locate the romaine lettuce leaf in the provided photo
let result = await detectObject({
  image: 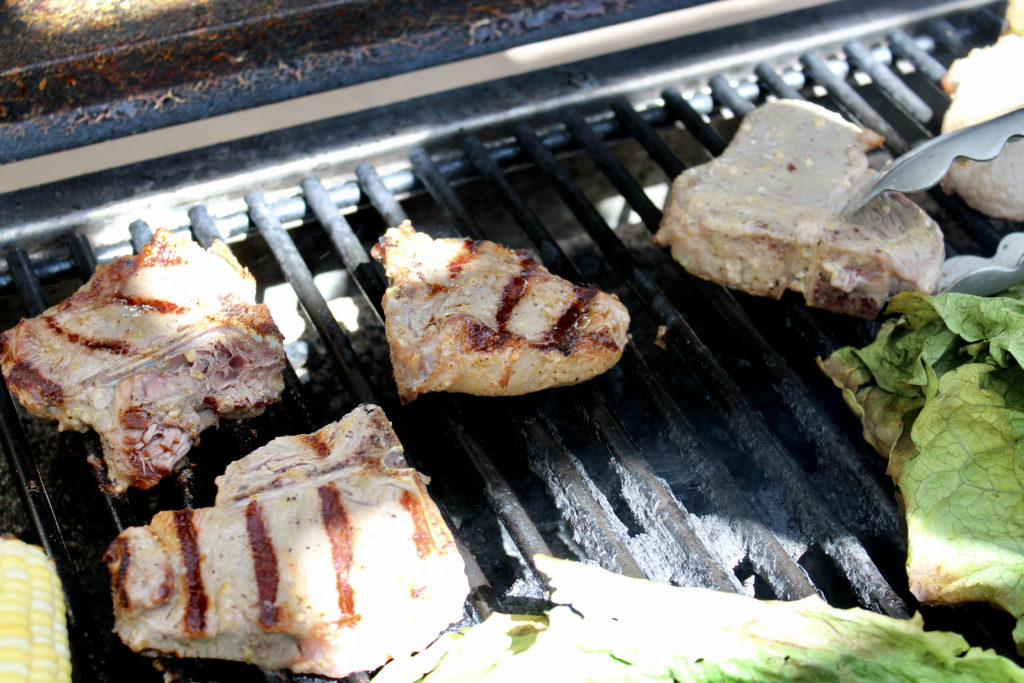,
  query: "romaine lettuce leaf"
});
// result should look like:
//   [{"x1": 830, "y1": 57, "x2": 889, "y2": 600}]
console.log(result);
[
  {"x1": 373, "y1": 556, "x2": 1024, "y2": 682},
  {"x1": 820, "y1": 287, "x2": 1024, "y2": 654},
  {"x1": 896, "y1": 362, "x2": 1024, "y2": 652}
]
